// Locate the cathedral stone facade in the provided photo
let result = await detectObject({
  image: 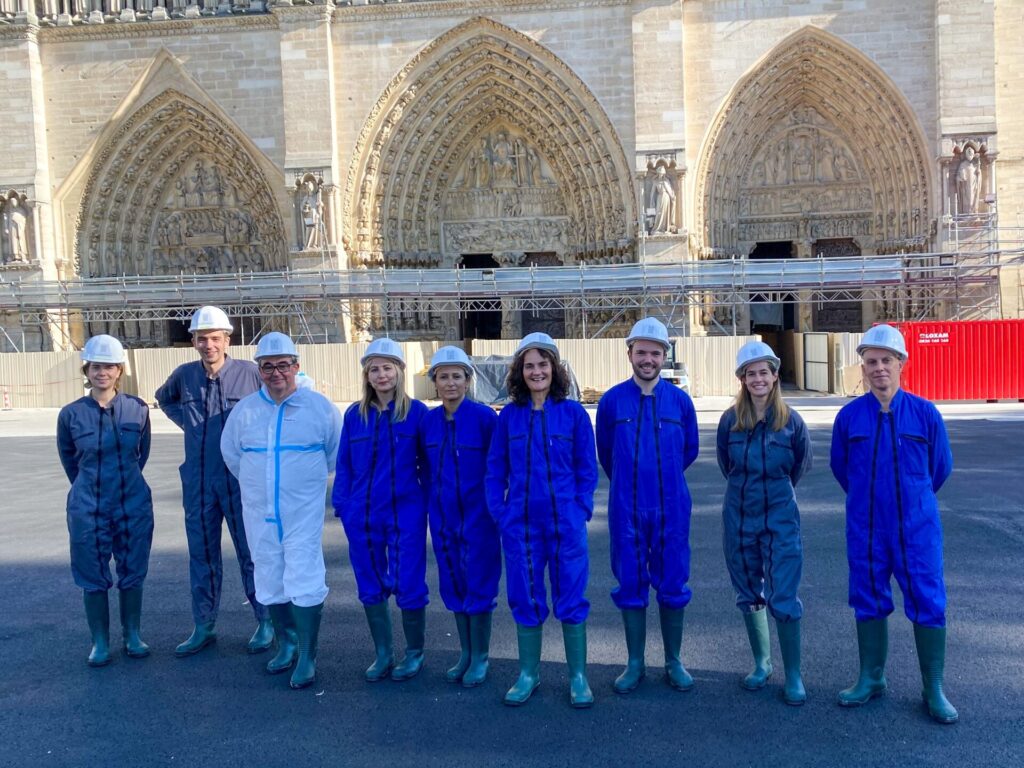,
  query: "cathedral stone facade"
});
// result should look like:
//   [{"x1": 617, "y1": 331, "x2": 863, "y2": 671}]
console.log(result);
[{"x1": 1, "y1": 0, "x2": 1021, "y2": 349}]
